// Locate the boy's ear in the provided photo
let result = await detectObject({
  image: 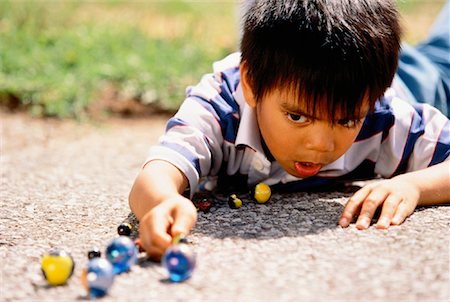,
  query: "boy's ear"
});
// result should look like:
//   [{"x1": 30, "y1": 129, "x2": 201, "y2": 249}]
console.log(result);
[{"x1": 240, "y1": 62, "x2": 257, "y2": 108}]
